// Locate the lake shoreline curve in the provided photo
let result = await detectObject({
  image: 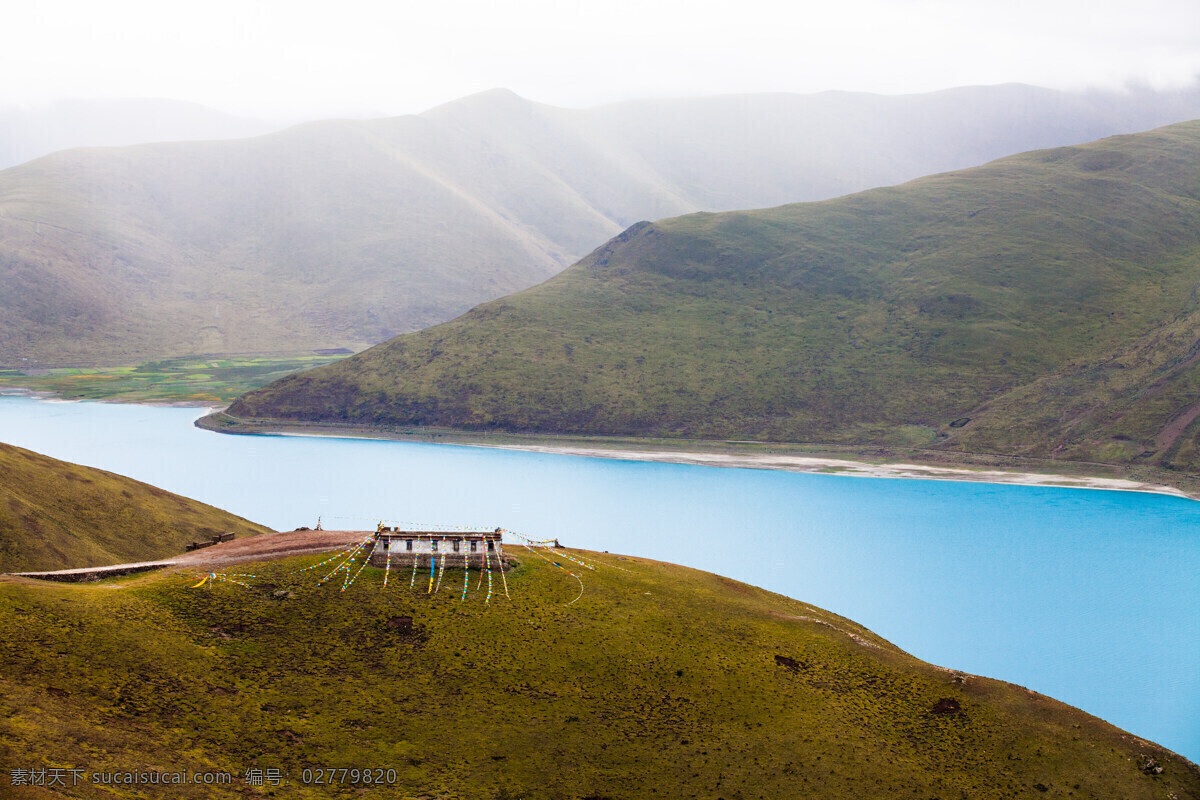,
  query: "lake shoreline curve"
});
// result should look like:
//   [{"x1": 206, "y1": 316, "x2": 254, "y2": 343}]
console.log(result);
[{"x1": 197, "y1": 410, "x2": 1199, "y2": 500}]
